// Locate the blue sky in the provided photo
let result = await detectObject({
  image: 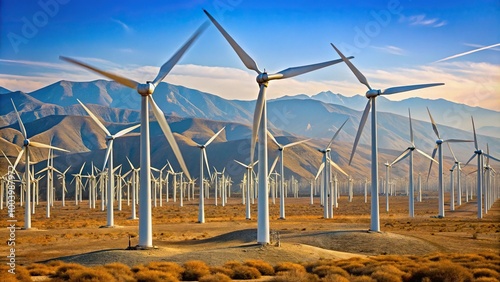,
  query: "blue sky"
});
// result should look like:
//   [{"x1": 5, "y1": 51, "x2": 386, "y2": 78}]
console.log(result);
[{"x1": 1, "y1": 0, "x2": 499, "y2": 110}]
